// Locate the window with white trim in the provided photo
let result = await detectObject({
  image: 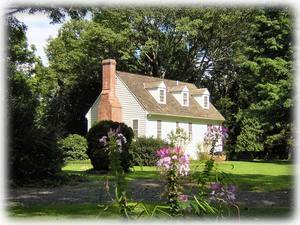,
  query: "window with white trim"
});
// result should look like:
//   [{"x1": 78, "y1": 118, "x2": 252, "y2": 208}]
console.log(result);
[
  {"x1": 157, "y1": 120, "x2": 162, "y2": 139},
  {"x1": 132, "y1": 119, "x2": 139, "y2": 137}
]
